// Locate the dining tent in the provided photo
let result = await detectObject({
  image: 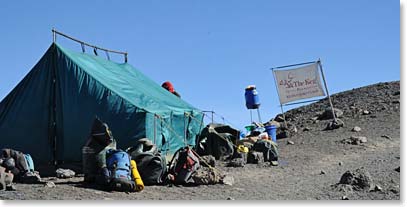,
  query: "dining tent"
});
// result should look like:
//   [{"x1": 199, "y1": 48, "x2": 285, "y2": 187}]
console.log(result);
[{"x1": 0, "y1": 43, "x2": 203, "y2": 165}]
